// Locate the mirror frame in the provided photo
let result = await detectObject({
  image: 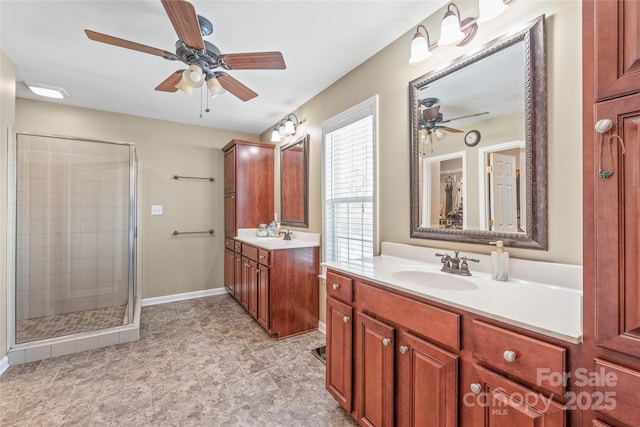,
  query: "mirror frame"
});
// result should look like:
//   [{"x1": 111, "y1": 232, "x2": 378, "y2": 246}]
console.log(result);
[
  {"x1": 280, "y1": 134, "x2": 309, "y2": 228},
  {"x1": 409, "y1": 15, "x2": 547, "y2": 250}
]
